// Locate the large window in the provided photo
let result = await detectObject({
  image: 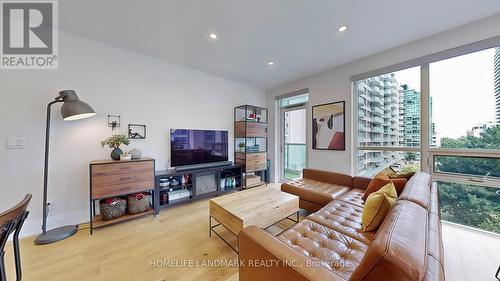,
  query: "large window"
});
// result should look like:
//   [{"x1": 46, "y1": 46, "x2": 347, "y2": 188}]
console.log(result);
[
  {"x1": 354, "y1": 43, "x2": 500, "y2": 234},
  {"x1": 438, "y1": 181, "x2": 500, "y2": 233},
  {"x1": 355, "y1": 67, "x2": 421, "y2": 176},
  {"x1": 430, "y1": 47, "x2": 498, "y2": 150}
]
